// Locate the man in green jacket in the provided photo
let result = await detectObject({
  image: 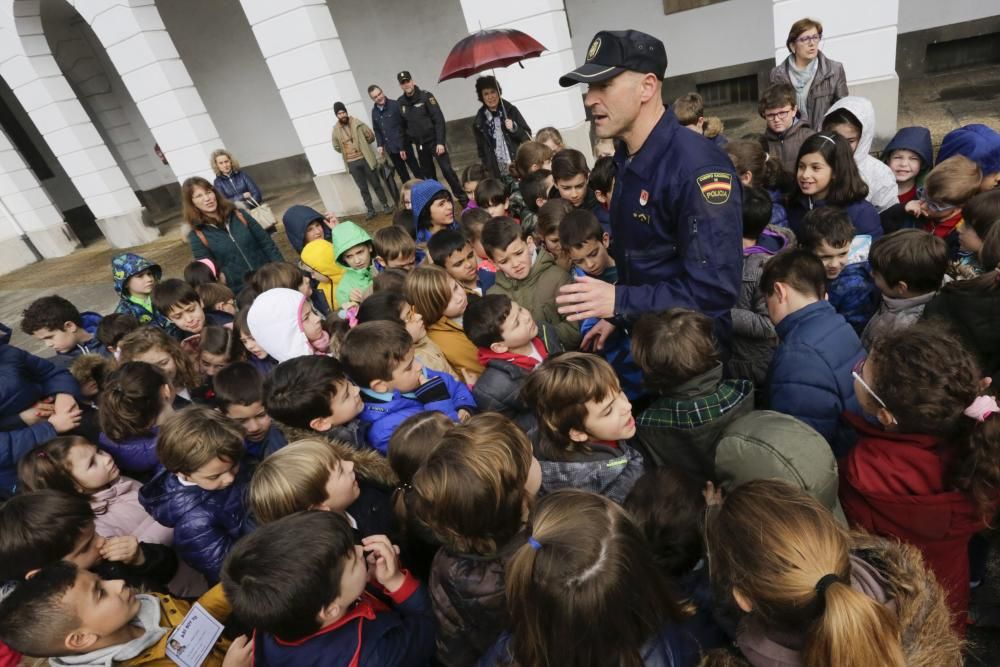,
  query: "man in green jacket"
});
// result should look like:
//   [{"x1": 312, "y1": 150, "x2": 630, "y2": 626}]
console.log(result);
[{"x1": 332, "y1": 102, "x2": 392, "y2": 220}]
